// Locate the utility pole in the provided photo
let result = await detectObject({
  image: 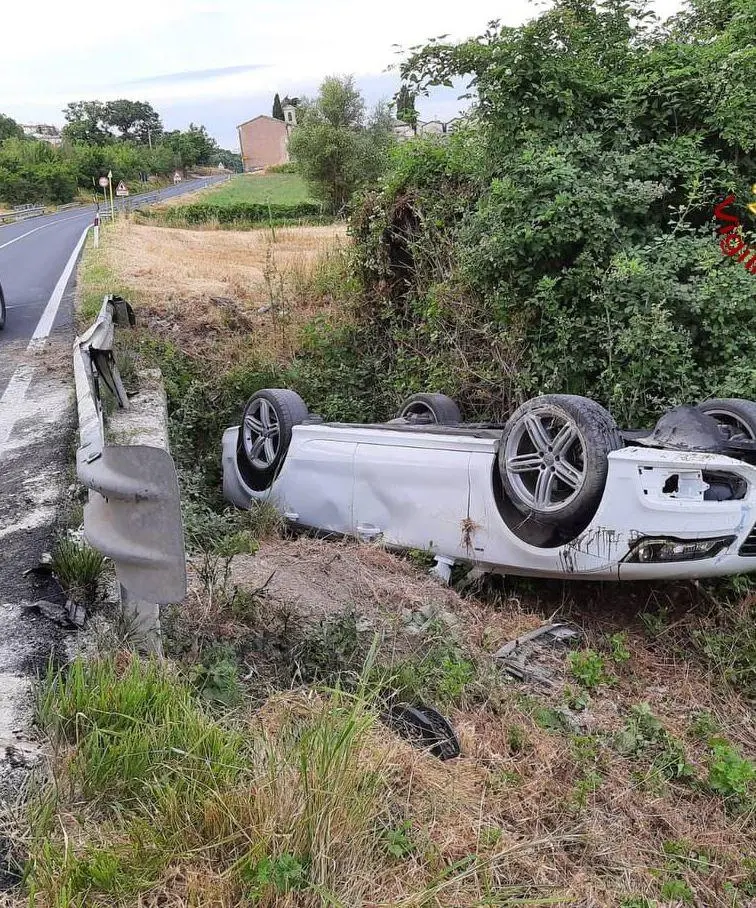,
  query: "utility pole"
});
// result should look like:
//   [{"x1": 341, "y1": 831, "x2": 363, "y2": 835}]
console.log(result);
[{"x1": 147, "y1": 126, "x2": 153, "y2": 150}]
